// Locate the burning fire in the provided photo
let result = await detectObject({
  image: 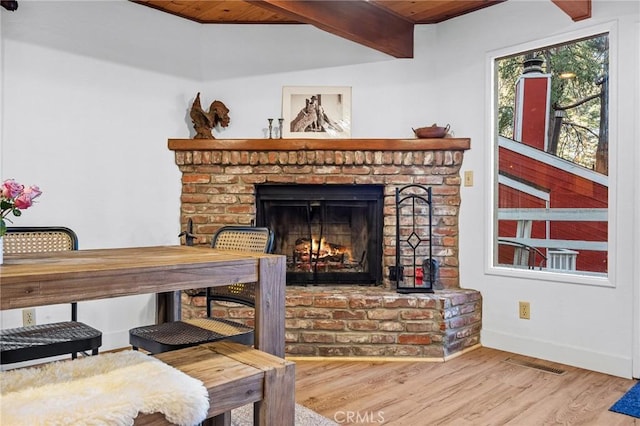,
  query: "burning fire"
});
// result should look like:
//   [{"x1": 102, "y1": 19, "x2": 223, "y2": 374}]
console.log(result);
[{"x1": 295, "y1": 236, "x2": 353, "y2": 262}]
